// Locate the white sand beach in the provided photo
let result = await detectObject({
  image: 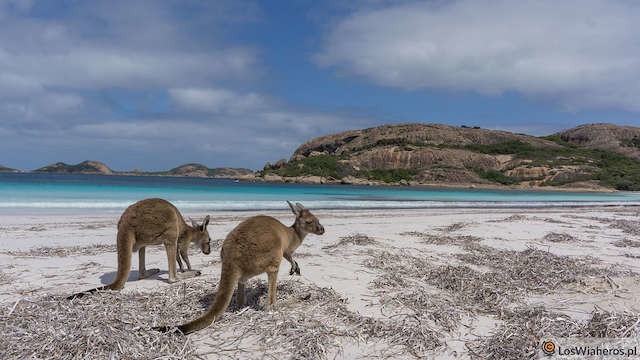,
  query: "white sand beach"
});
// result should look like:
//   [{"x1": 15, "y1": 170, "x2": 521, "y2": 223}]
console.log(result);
[{"x1": 1, "y1": 207, "x2": 640, "y2": 359}]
